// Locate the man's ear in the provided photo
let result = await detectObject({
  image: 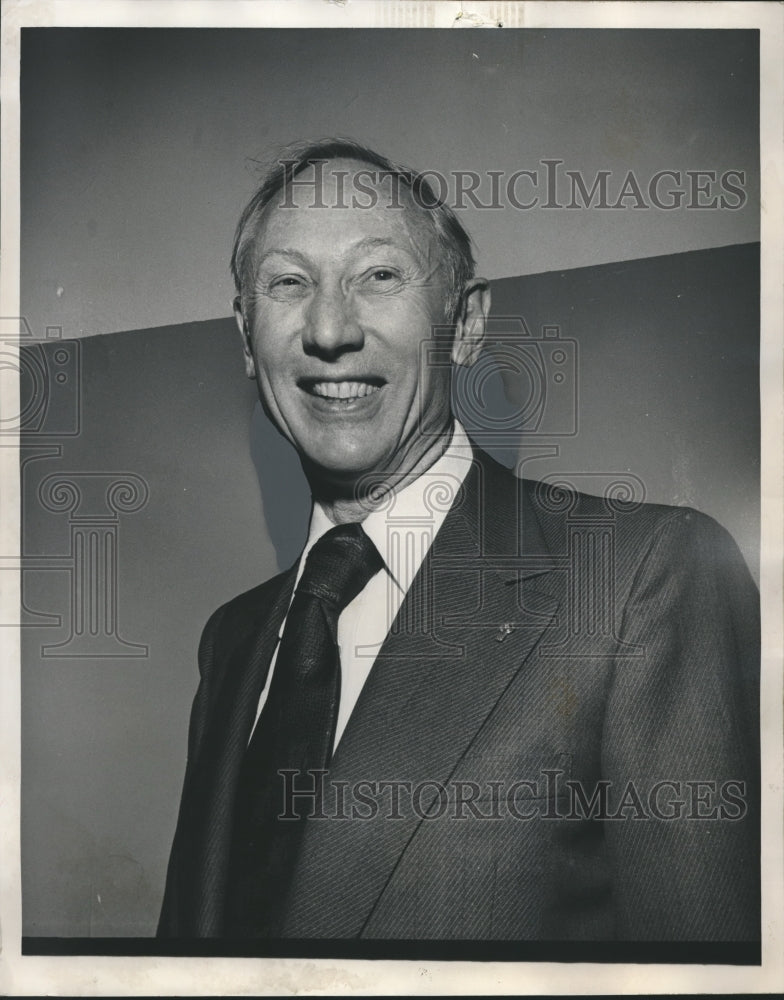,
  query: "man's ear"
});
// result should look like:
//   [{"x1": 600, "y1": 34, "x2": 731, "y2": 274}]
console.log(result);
[
  {"x1": 451, "y1": 278, "x2": 491, "y2": 368},
  {"x1": 234, "y1": 296, "x2": 256, "y2": 379}
]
